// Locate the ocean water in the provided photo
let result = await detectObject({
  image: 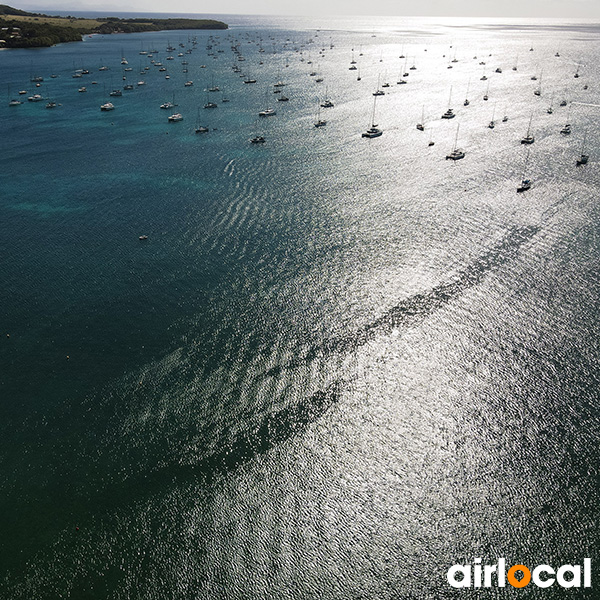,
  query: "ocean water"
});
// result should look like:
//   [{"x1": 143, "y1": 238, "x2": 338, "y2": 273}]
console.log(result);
[{"x1": 1, "y1": 14, "x2": 600, "y2": 599}]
